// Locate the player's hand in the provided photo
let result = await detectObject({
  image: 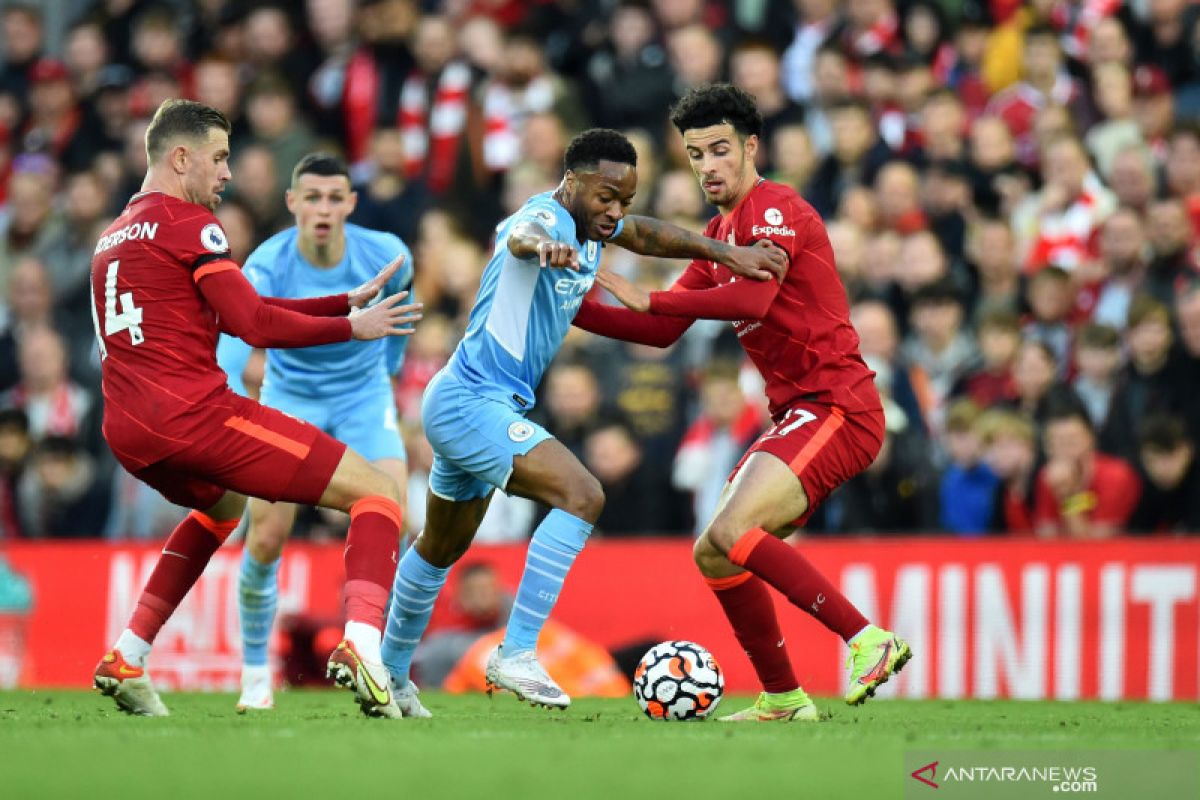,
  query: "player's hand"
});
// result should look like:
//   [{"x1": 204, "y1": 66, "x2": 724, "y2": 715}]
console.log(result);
[
  {"x1": 595, "y1": 270, "x2": 650, "y2": 313},
  {"x1": 537, "y1": 240, "x2": 580, "y2": 270},
  {"x1": 726, "y1": 239, "x2": 788, "y2": 282},
  {"x1": 349, "y1": 290, "x2": 423, "y2": 340},
  {"x1": 348, "y1": 254, "x2": 406, "y2": 309}
]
